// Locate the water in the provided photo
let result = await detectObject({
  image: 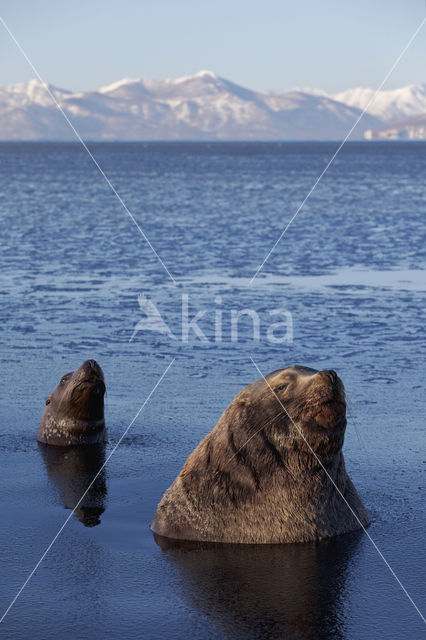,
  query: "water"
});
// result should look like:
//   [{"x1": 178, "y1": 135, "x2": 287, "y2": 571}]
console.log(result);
[{"x1": 0, "y1": 142, "x2": 425, "y2": 639}]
